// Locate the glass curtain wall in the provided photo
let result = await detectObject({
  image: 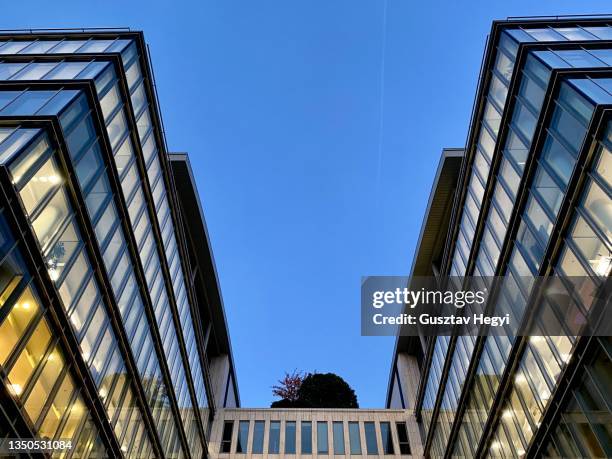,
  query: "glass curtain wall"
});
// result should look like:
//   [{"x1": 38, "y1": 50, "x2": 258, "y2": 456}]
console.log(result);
[
  {"x1": 0, "y1": 35, "x2": 211, "y2": 444},
  {"x1": 542, "y1": 337, "x2": 612, "y2": 458},
  {"x1": 3, "y1": 129, "x2": 156, "y2": 458},
  {"x1": 429, "y1": 49, "x2": 551, "y2": 457},
  {"x1": 487, "y1": 119, "x2": 612, "y2": 458},
  {"x1": 421, "y1": 31, "x2": 519, "y2": 439},
  {"x1": 452, "y1": 81, "x2": 596, "y2": 457},
  {"x1": 0, "y1": 201, "x2": 108, "y2": 458}
]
